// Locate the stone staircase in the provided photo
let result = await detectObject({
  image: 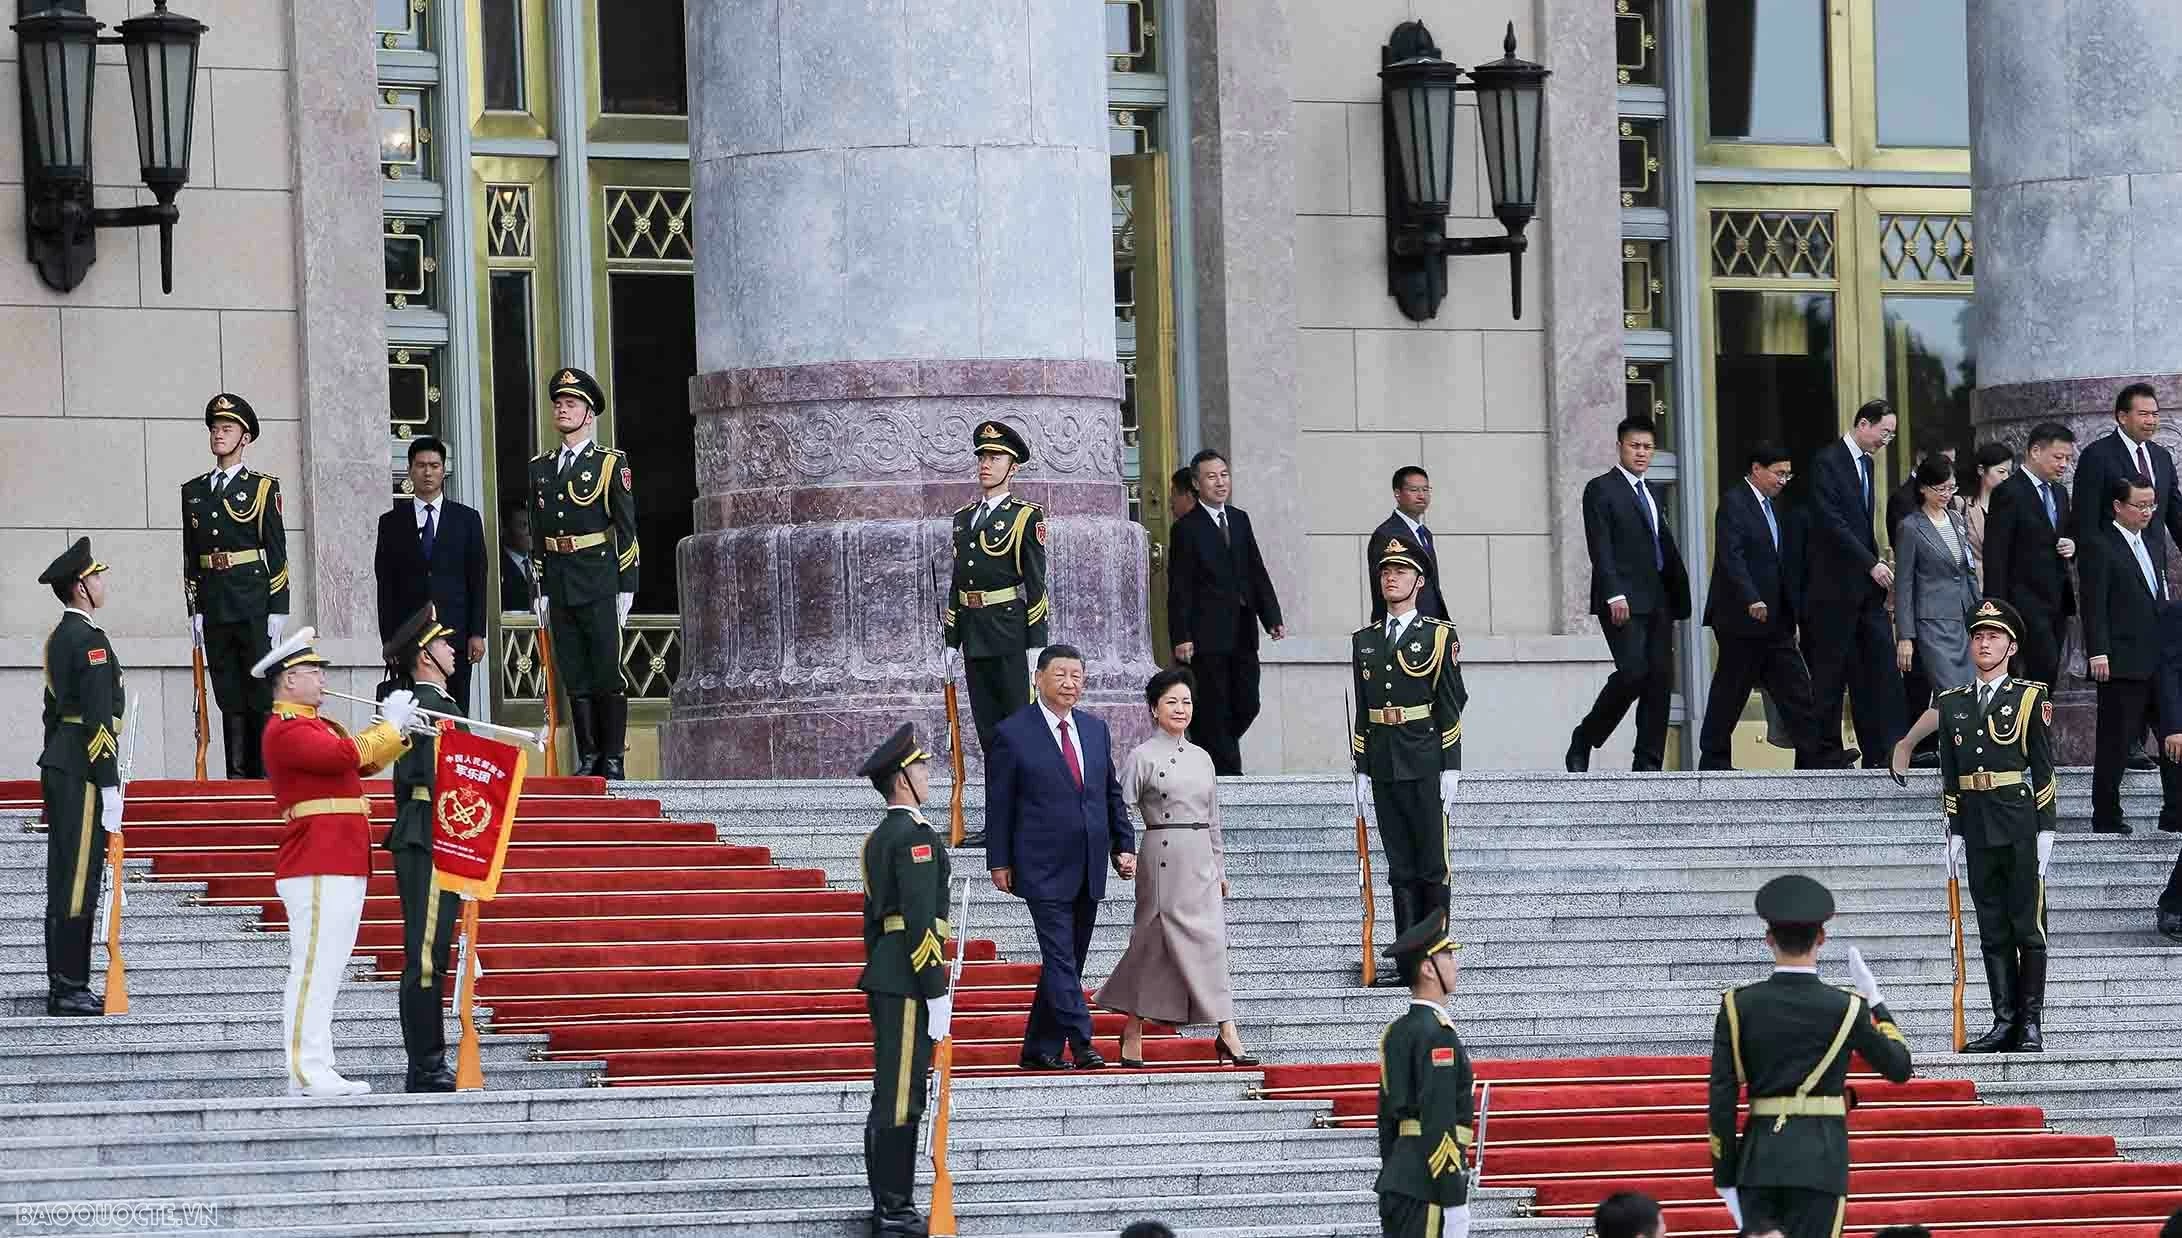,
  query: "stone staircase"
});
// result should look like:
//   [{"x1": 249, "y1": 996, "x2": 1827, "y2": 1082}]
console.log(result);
[{"x1": 0, "y1": 769, "x2": 2173, "y2": 1235}]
